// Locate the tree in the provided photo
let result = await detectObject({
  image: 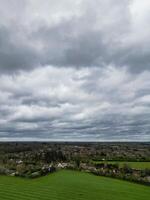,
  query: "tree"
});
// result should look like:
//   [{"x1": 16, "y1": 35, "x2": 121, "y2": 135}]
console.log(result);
[{"x1": 74, "y1": 157, "x2": 81, "y2": 168}]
